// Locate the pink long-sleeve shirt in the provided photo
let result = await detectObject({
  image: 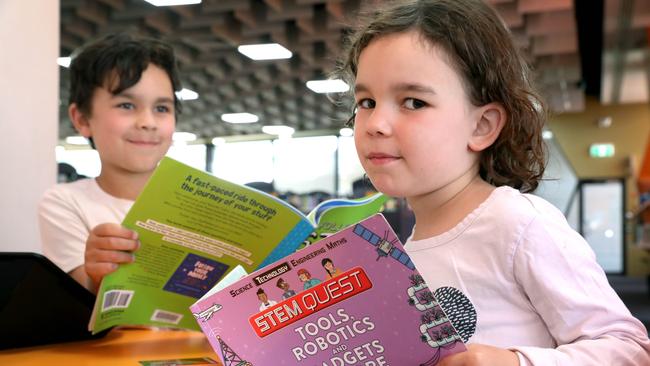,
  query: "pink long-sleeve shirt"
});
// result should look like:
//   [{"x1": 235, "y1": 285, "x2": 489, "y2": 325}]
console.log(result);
[{"x1": 405, "y1": 186, "x2": 650, "y2": 365}]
